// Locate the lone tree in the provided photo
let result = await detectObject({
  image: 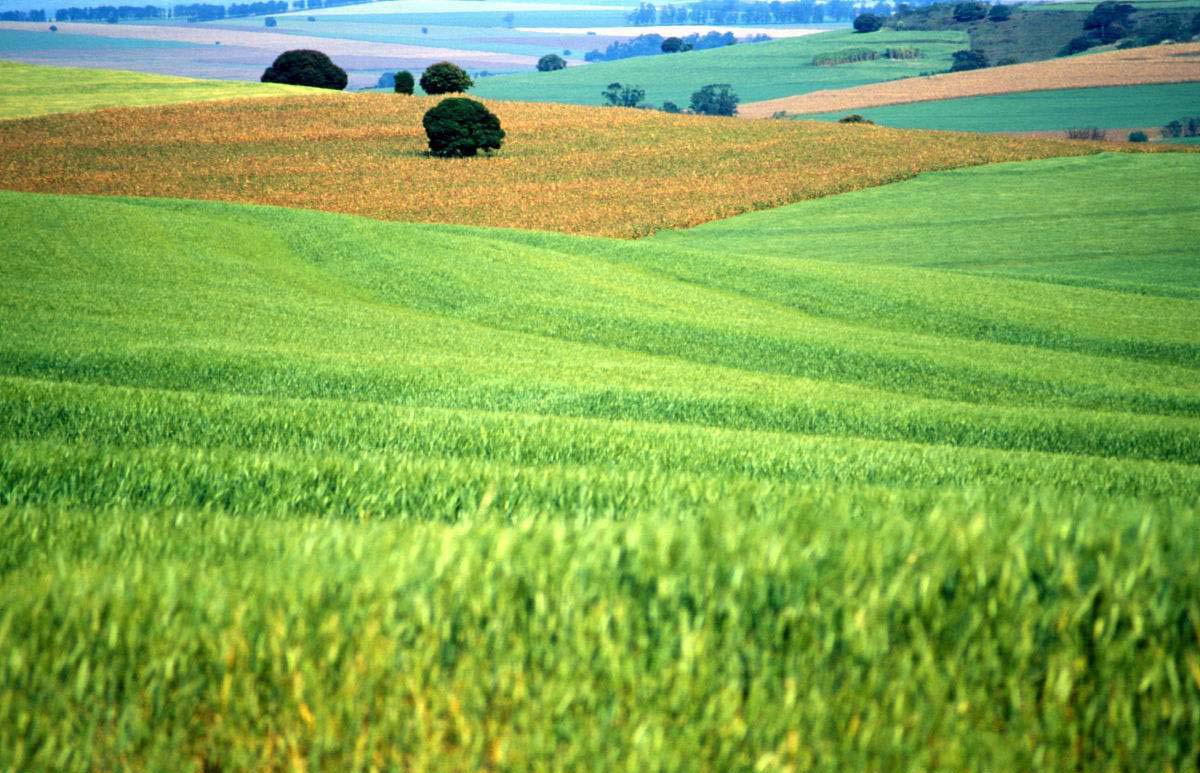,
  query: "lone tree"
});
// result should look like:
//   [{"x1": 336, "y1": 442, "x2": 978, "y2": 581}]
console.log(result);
[
  {"x1": 601, "y1": 82, "x2": 645, "y2": 107},
  {"x1": 264, "y1": 15, "x2": 276, "y2": 26},
  {"x1": 690, "y1": 83, "x2": 738, "y2": 116},
  {"x1": 420, "y1": 61, "x2": 473, "y2": 95},
  {"x1": 952, "y1": 2, "x2": 988, "y2": 22},
  {"x1": 261, "y1": 49, "x2": 347, "y2": 90},
  {"x1": 423, "y1": 98, "x2": 505, "y2": 157},
  {"x1": 988, "y1": 3, "x2": 1012, "y2": 21},
  {"x1": 853, "y1": 12, "x2": 883, "y2": 32},
  {"x1": 949, "y1": 49, "x2": 989, "y2": 71},
  {"x1": 537, "y1": 53, "x2": 567, "y2": 71},
  {"x1": 394, "y1": 70, "x2": 415, "y2": 94},
  {"x1": 661, "y1": 36, "x2": 692, "y2": 52}
]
